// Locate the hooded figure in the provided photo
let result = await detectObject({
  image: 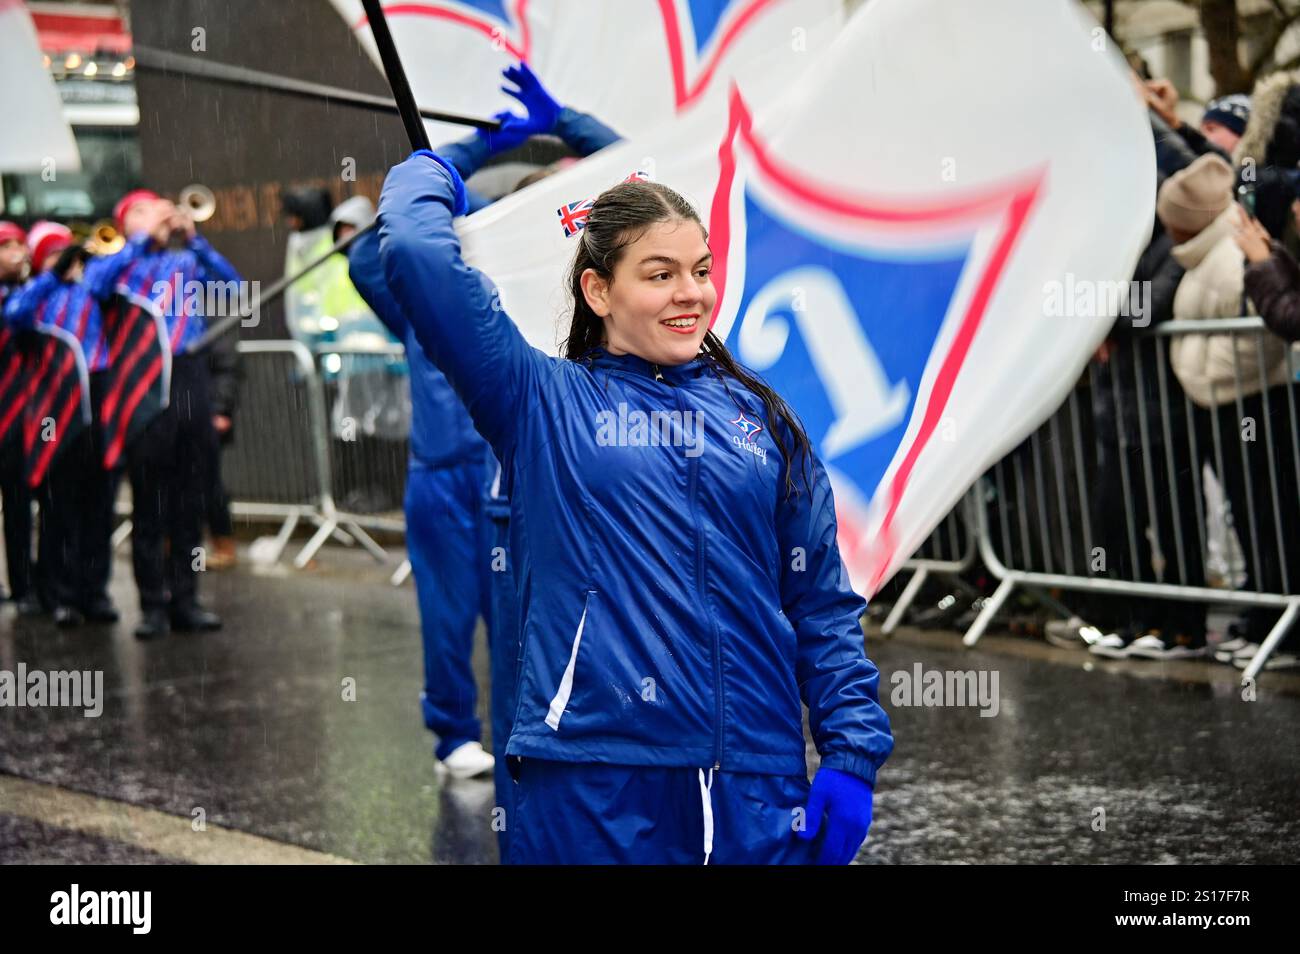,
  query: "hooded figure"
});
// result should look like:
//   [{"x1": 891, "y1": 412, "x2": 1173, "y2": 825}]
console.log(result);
[{"x1": 1162, "y1": 154, "x2": 1292, "y2": 406}]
